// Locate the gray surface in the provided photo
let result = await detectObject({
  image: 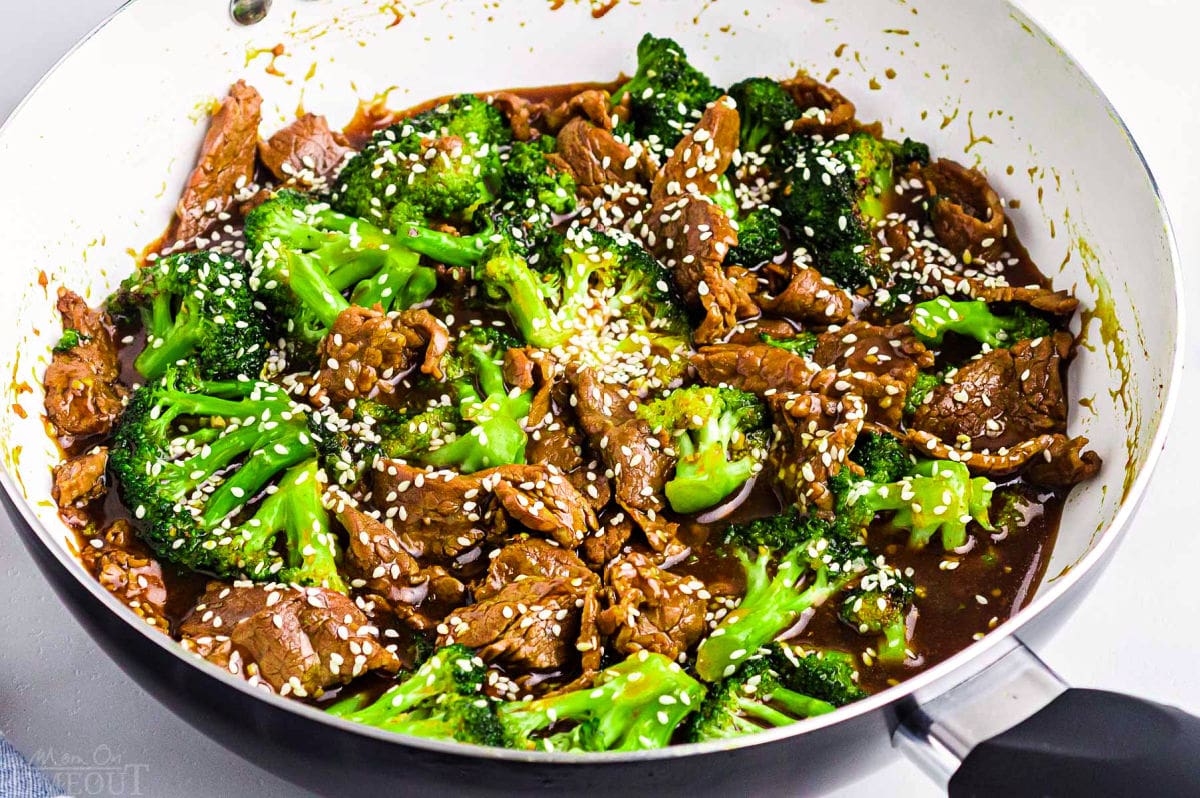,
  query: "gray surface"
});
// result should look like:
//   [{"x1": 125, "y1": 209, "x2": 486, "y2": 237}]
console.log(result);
[{"x1": 1, "y1": 2, "x2": 1198, "y2": 797}]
